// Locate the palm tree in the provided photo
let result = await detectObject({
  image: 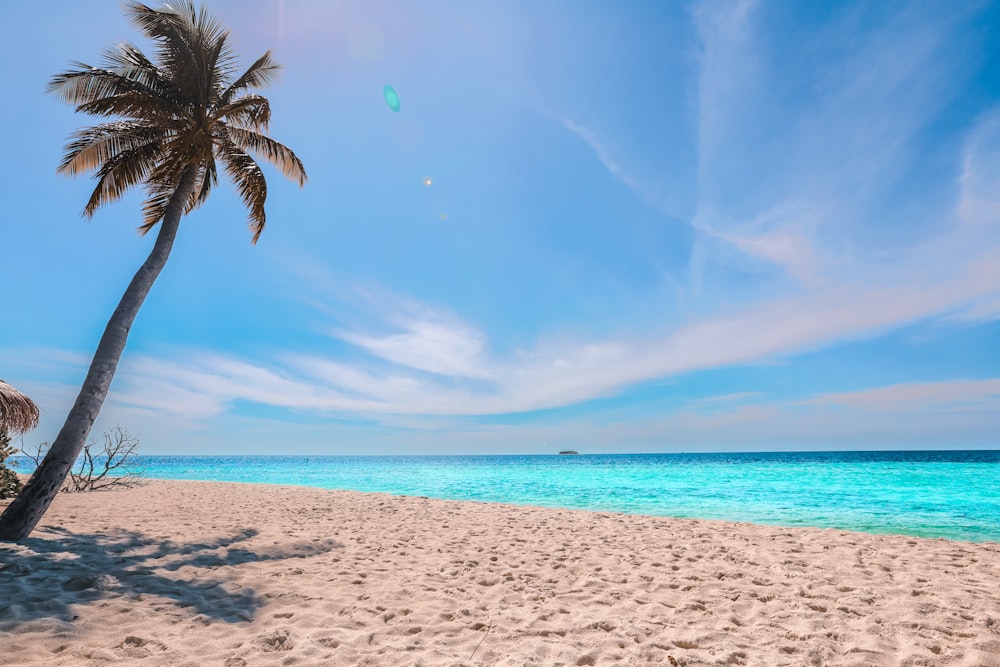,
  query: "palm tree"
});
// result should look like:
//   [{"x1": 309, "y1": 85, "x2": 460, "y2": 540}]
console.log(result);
[{"x1": 0, "y1": 1, "x2": 306, "y2": 541}]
